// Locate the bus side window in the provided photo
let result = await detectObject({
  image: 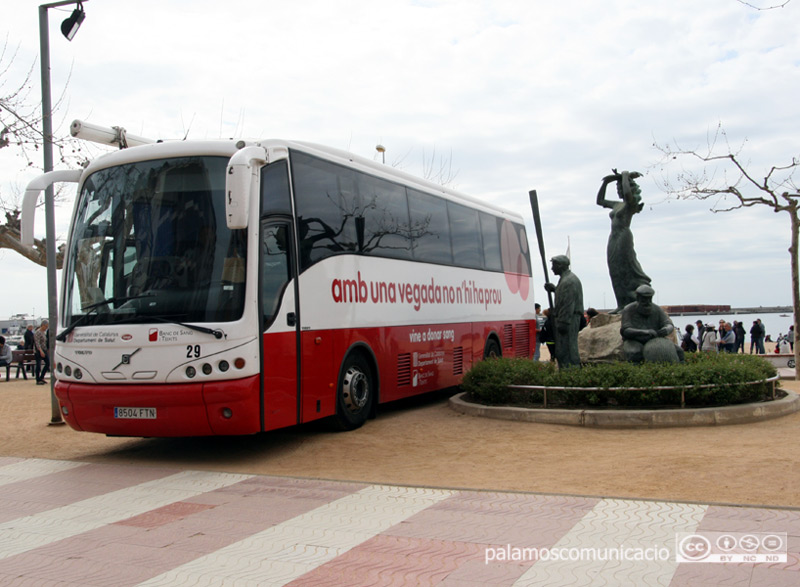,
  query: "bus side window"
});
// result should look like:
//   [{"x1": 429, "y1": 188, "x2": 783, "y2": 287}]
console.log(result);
[
  {"x1": 448, "y1": 201, "x2": 483, "y2": 269},
  {"x1": 261, "y1": 159, "x2": 292, "y2": 215},
  {"x1": 407, "y1": 189, "x2": 452, "y2": 264},
  {"x1": 261, "y1": 223, "x2": 291, "y2": 329},
  {"x1": 480, "y1": 213, "x2": 502, "y2": 271},
  {"x1": 291, "y1": 151, "x2": 359, "y2": 270},
  {"x1": 358, "y1": 174, "x2": 413, "y2": 260}
]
